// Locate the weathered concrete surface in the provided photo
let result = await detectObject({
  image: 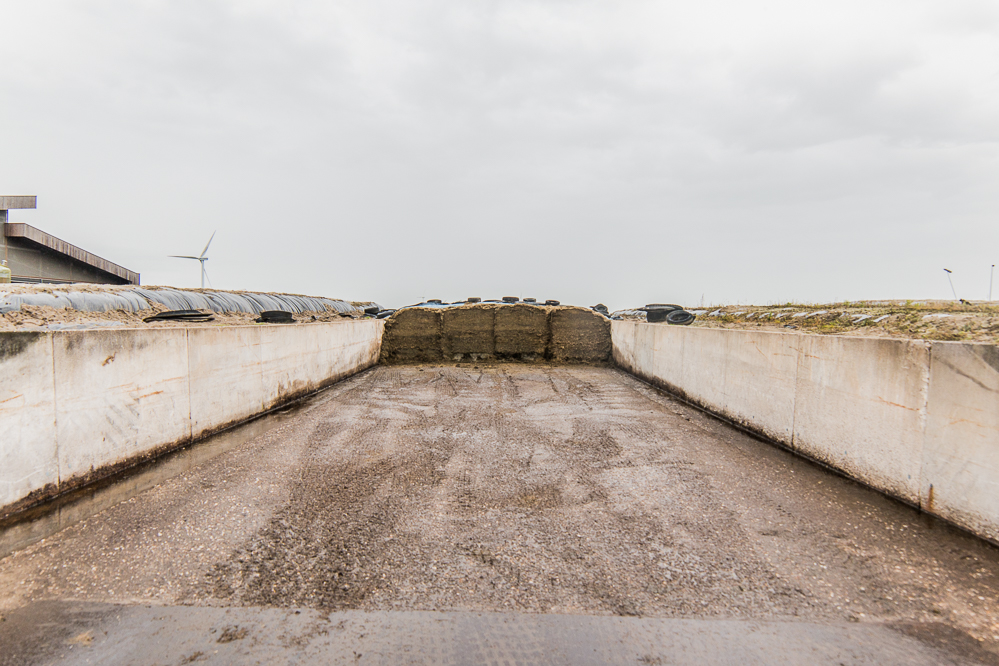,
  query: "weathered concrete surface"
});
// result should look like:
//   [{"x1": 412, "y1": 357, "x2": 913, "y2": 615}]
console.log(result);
[
  {"x1": 612, "y1": 321, "x2": 999, "y2": 544},
  {"x1": 792, "y1": 335, "x2": 929, "y2": 505},
  {"x1": 0, "y1": 333, "x2": 58, "y2": 513},
  {"x1": 382, "y1": 305, "x2": 610, "y2": 364},
  {"x1": 188, "y1": 326, "x2": 265, "y2": 438},
  {"x1": 1, "y1": 602, "x2": 989, "y2": 666},
  {"x1": 613, "y1": 324, "x2": 800, "y2": 443},
  {"x1": 261, "y1": 321, "x2": 383, "y2": 405},
  {"x1": 719, "y1": 329, "x2": 799, "y2": 443},
  {"x1": 0, "y1": 320, "x2": 383, "y2": 517},
  {"x1": 55, "y1": 329, "x2": 192, "y2": 482},
  {"x1": 923, "y1": 343, "x2": 999, "y2": 542},
  {"x1": 0, "y1": 404, "x2": 306, "y2": 559},
  {"x1": 1, "y1": 365, "x2": 996, "y2": 664}
]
